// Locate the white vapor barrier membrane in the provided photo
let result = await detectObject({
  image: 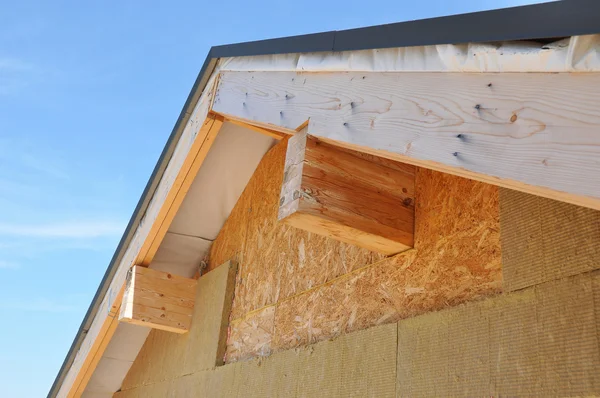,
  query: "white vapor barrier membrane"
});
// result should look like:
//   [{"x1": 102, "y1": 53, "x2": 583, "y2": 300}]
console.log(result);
[{"x1": 220, "y1": 35, "x2": 600, "y2": 72}]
